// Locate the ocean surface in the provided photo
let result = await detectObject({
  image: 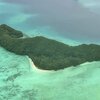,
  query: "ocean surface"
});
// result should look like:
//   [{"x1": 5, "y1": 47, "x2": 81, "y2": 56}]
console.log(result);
[{"x1": 0, "y1": 46, "x2": 100, "y2": 100}]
